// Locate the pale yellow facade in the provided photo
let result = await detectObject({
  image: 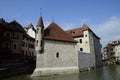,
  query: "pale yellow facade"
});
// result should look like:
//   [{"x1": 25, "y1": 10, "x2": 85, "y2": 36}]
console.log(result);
[{"x1": 35, "y1": 27, "x2": 43, "y2": 52}]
